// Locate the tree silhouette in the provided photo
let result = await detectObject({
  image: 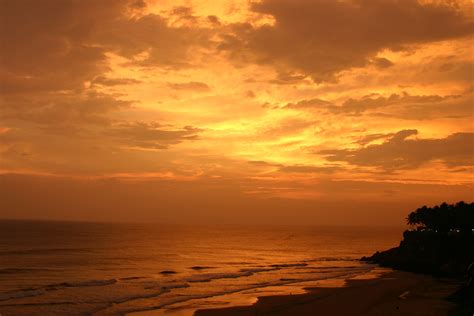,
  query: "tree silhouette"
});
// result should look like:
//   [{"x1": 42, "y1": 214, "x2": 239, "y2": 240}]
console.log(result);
[{"x1": 407, "y1": 201, "x2": 474, "y2": 233}]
